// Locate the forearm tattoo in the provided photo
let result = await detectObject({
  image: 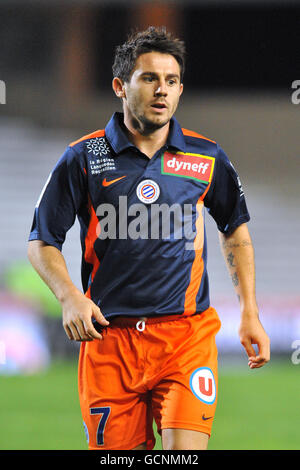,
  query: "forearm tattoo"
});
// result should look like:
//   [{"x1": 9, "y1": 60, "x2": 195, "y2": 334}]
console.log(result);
[
  {"x1": 220, "y1": 234, "x2": 254, "y2": 297},
  {"x1": 227, "y1": 252, "x2": 236, "y2": 267},
  {"x1": 222, "y1": 239, "x2": 252, "y2": 249},
  {"x1": 231, "y1": 272, "x2": 239, "y2": 286}
]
